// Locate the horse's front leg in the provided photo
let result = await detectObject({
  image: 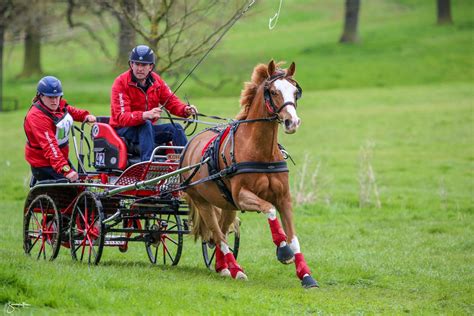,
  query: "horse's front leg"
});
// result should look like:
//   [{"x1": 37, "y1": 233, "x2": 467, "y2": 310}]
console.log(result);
[
  {"x1": 237, "y1": 188, "x2": 295, "y2": 265},
  {"x1": 278, "y1": 198, "x2": 319, "y2": 289}
]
